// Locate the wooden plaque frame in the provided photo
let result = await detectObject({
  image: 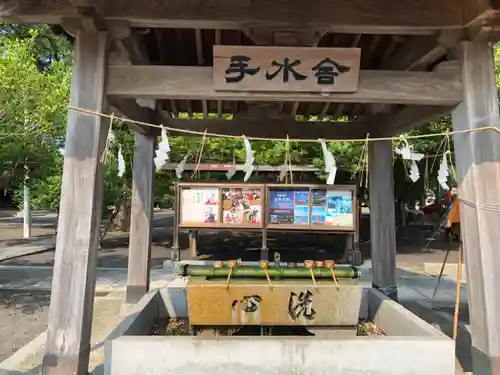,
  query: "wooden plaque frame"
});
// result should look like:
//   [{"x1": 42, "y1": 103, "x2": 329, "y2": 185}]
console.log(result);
[
  {"x1": 265, "y1": 184, "x2": 357, "y2": 232},
  {"x1": 178, "y1": 182, "x2": 266, "y2": 230}
]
